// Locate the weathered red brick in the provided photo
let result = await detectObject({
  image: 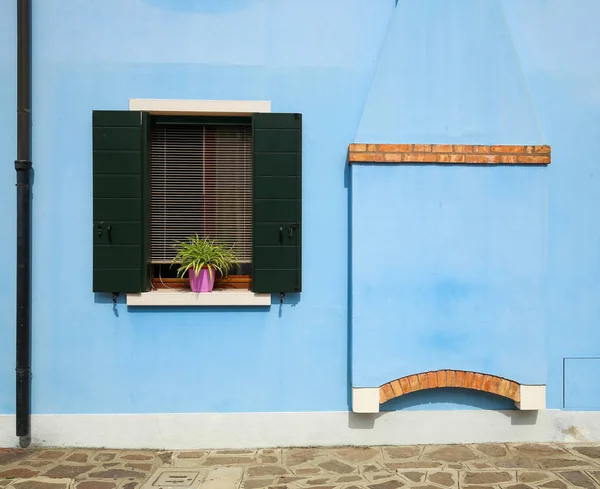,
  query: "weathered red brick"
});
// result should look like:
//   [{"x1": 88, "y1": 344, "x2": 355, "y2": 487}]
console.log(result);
[
  {"x1": 466, "y1": 155, "x2": 500, "y2": 164},
  {"x1": 517, "y1": 155, "x2": 551, "y2": 164},
  {"x1": 349, "y1": 144, "x2": 366, "y2": 152},
  {"x1": 453, "y1": 145, "x2": 473, "y2": 153},
  {"x1": 534, "y1": 145, "x2": 551, "y2": 154},
  {"x1": 413, "y1": 144, "x2": 432, "y2": 152},
  {"x1": 446, "y1": 370, "x2": 456, "y2": 387},
  {"x1": 379, "y1": 388, "x2": 387, "y2": 404},
  {"x1": 455, "y1": 371, "x2": 466, "y2": 387},
  {"x1": 390, "y1": 379, "x2": 403, "y2": 397},
  {"x1": 367, "y1": 144, "x2": 378, "y2": 152},
  {"x1": 472, "y1": 145, "x2": 491, "y2": 153},
  {"x1": 431, "y1": 144, "x2": 453, "y2": 153},
  {"x1": 383, "y1": 153, "x2": 404, "y2": 162},
  {"x1": 491, "y1": 145, "x2": 525, "y2": 153},
  {"x1": 437, "y1": 154, "x2": 466, "y2": 163},
  {"x1": 500, "y1": 155, "x2": 518, "y2": 163},
  {"x1": 408, "y1": 374, "x2": 421, "y2": 391},
  {"x1": 465, "y1": 372, "x2": 475, "y2": 389},
  {"x1": 379, "y1": 144, "x2": 412, "y2": 152},
  {"x1": 427, "y1": 371, "x2": 437, "y2": 388},
  {"x1": 399, "y1": 376, "x2": 411, "y2": 394},
  {"x1": 436, "y1": 370, "x2": 446, "y2": 388},
  {"x1": 403, "y1": 153, "x2": 437, "y2": 163},
  {"x1": 481, "y1": 375, "x2": 493, "y2": 392},
  {"x1": 418, "y1": 373, "x2": 429, "y2": 389},
  {"x1": 382, "y1": 383, "x2": 394, "y2": 401},
  {"x1": 349, "y1": 152, "x2": 385, "y2": 162},
  {"x1": 473, "y1": 373, "x2": 484, "y2": 390}
]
